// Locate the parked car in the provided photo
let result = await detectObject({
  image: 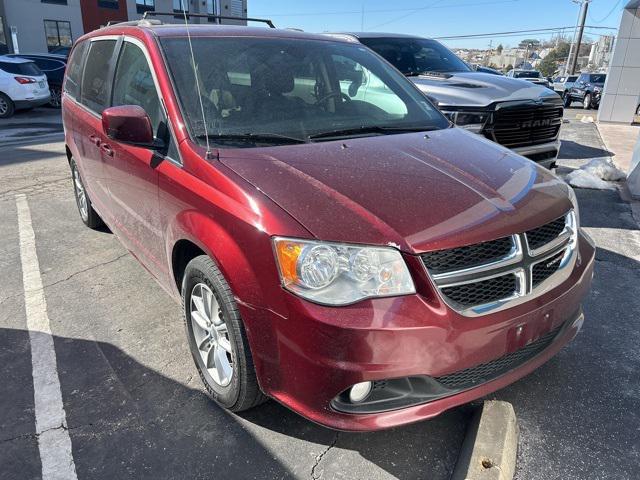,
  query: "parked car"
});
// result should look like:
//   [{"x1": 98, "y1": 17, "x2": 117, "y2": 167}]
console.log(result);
[
  {"x1": 63, "y1": 21, "x2": 595, "y2": 431},
  {"x1": 330, "y1": 33, "x2": 564, "y2": 168},
  {"x1": 564, "y1": 73, "x2": 607, "y2": 109},
  {"x1": 0, "y1": 55, "x2": 50, "y2": 118},
  {"x1": 552, "y1": 74, "x2": 578, "y2": 98},
  {"x1": 50, "y1": 46, "x2": 72, "y2": 57},
  {"x1": 506, "y1": 69, "x2": 551, "y2": 89},
  {"x1": 7, "y1": 53, "x2": 67, "y2": 107}
]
